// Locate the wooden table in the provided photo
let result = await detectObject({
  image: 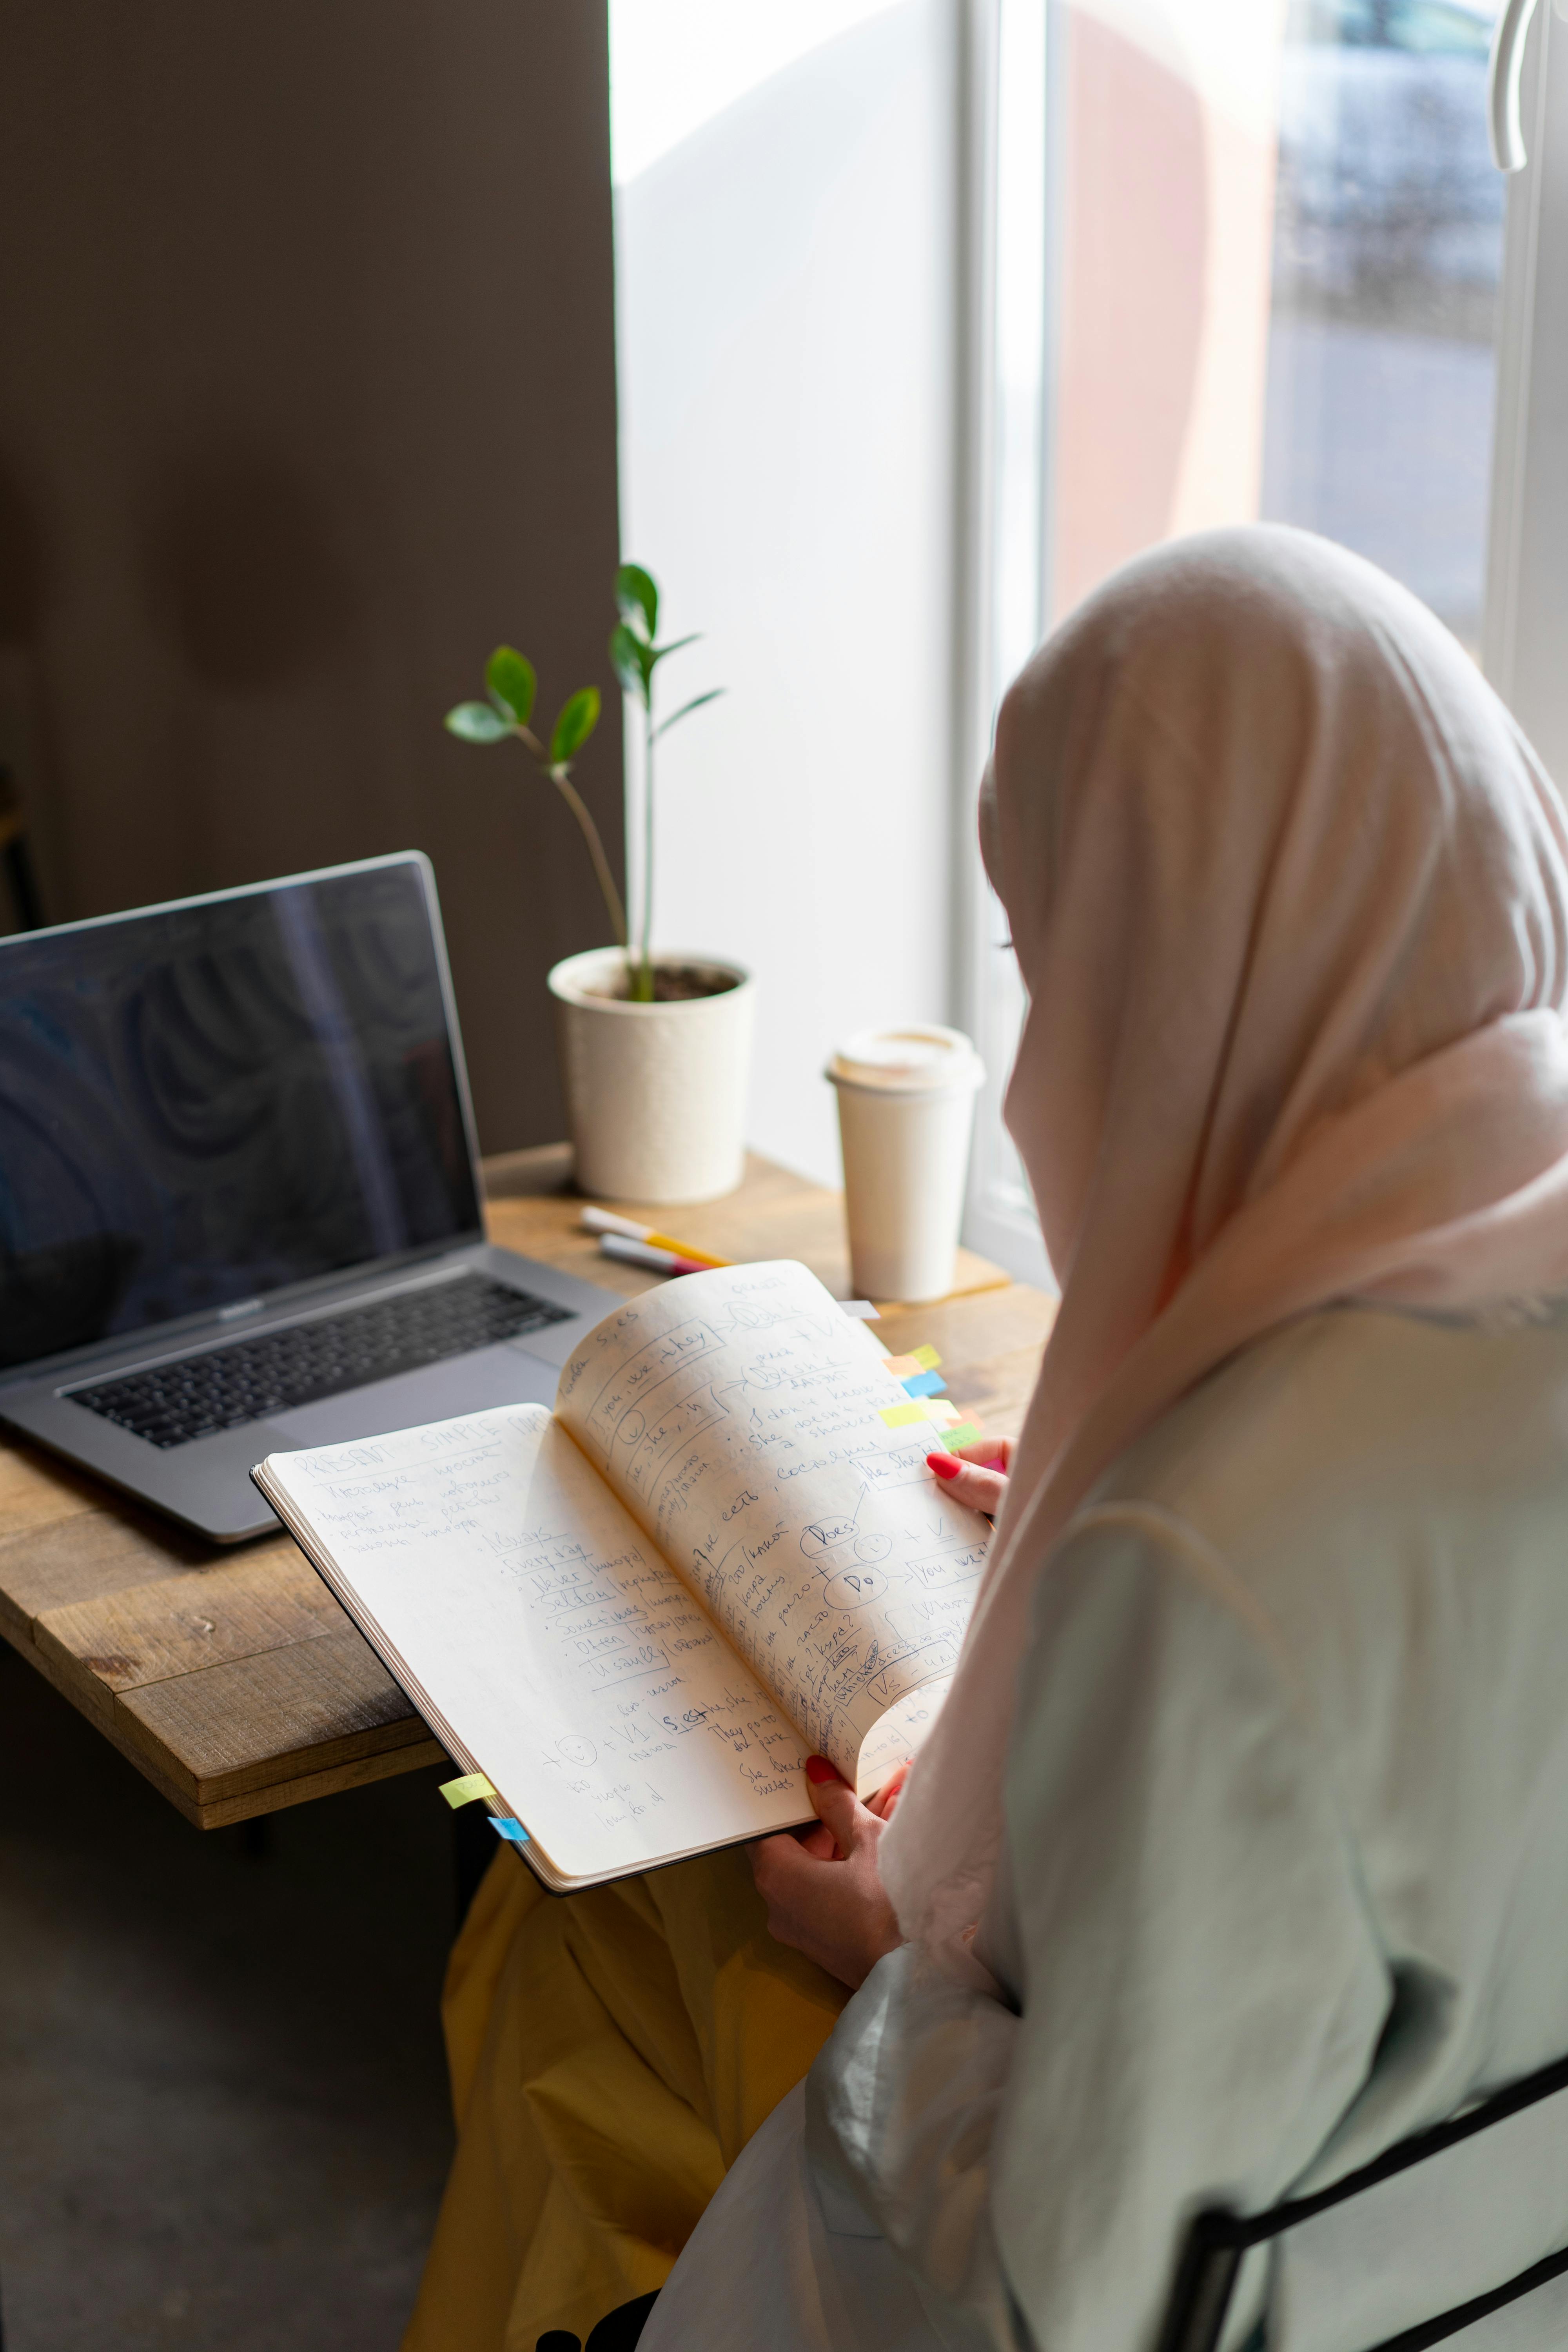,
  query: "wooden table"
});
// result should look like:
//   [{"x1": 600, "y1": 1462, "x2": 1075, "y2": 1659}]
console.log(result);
[{"x1": 0, "y1": 1151, "x2": 1057, "y2": 1828}]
